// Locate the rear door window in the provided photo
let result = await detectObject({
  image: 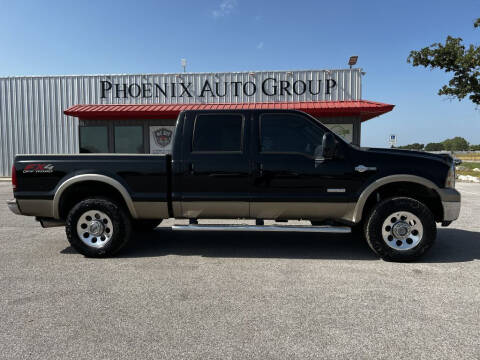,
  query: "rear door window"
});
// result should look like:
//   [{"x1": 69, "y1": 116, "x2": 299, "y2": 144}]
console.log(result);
[{"x1": 192, "y1": 114, "x2": 243, "y2": 152}]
